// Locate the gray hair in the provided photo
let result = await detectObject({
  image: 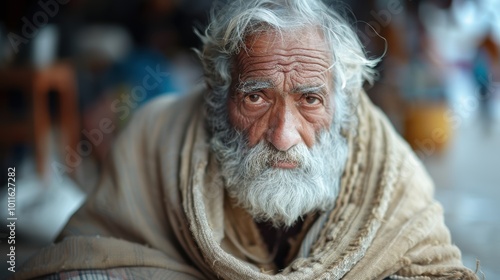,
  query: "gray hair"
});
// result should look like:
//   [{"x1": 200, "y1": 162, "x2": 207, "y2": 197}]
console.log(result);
[{"x1": 196, "y1": 0, "x2": 379, "y2": 136}]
